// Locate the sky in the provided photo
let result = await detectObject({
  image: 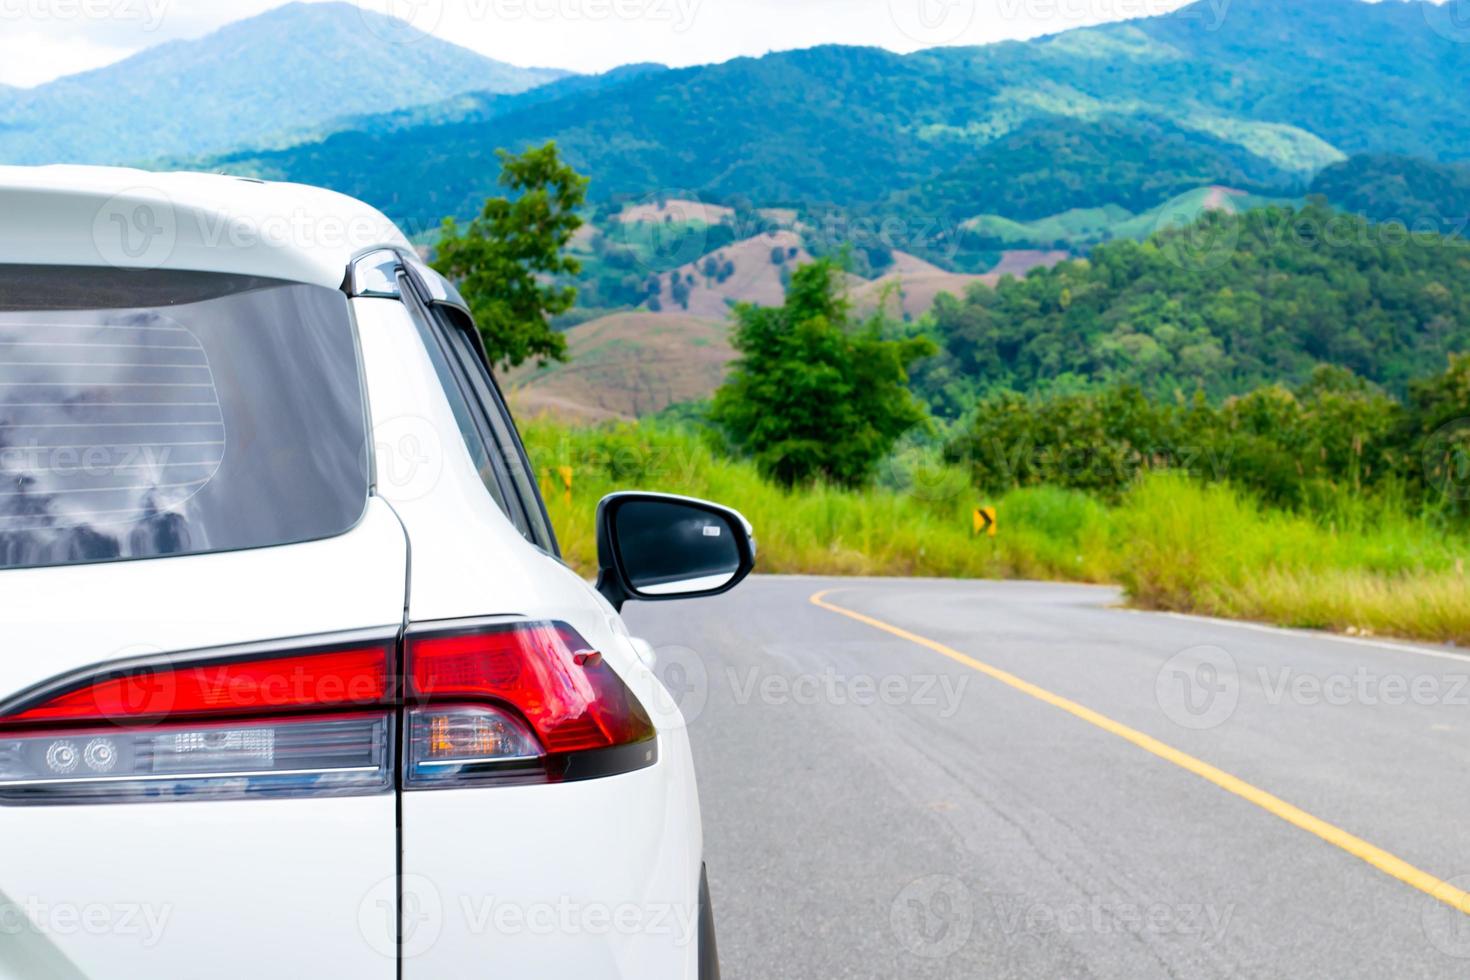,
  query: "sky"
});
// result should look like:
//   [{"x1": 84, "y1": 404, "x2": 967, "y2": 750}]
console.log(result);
[{"x1": 0, "y1": 0, "x2": 1219, "y2": 88}]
